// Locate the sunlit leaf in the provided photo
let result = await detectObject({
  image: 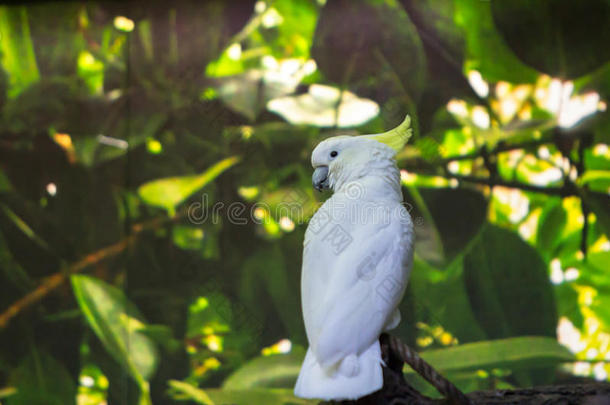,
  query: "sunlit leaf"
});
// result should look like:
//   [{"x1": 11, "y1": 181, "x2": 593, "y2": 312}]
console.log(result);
[
  {"x1": 172, "y1": 225, "x2": 205, "y2": 251},
  {"x1": 272, "y1": 0, "x2": 318, "y2": 59},
  {"x1": 415, "y1": 336, "x2": 574, "y2": 373},
  {"x1": 454, "y1": 0, "x2": 538, "y2": 83},
  {"x1": 168, "y1": 380, "x2": 215, "y2": 405},
  {"x1": 205, "y1": 46, "x2": 246, "y2": 78},
  {"x1": 0, "y1": 387, "x2": 17, "y2": 399},
  {"x1": 0, "y1": 6, "x2": 39, "y2": 97},
  {"x1": 138, "y1": 156, "x2": 240, "y2": 216},
  {"x1": 258, "y1": 186, "x2": 318, "y2": 223},
  {"x1": 579, "y1": 170, "x2": 610, "y2": 193},
  {"x1": 71, "y1": 275, "x2": 158, "y2": 404},
  {"x1": 186, "y1": 292, "x2": 232, "y2": 339},
  {"x1": 77, "y1": 51, "x2": 104, "y2": 95}
]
